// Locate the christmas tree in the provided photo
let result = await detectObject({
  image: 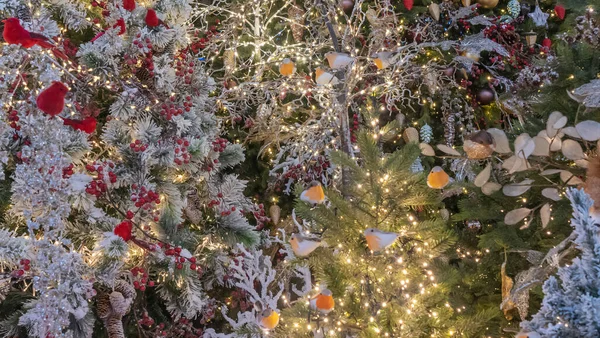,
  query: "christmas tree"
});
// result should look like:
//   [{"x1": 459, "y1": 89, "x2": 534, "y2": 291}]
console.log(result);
[
  {"x1": 519, "y1": 188, "x2": 600, "y2": 337},
  {"x1": 267, "y1": 130, "x2": 499, "y2": 337},
  {"x1": 0, "y1": 0, "x2": 599, "y2": 336}
]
